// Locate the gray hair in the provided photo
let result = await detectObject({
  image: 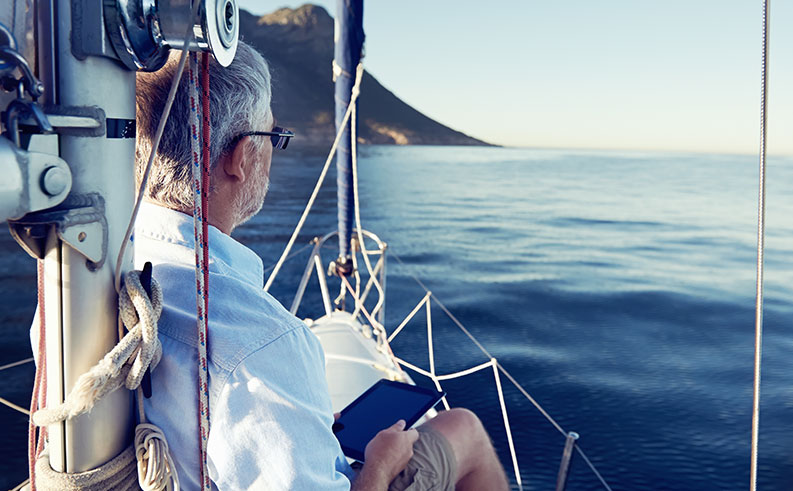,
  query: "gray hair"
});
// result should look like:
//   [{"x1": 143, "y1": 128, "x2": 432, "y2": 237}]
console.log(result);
[{"x1": 135, "y1": 41, "x2": 272, "y2": 212}]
